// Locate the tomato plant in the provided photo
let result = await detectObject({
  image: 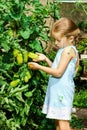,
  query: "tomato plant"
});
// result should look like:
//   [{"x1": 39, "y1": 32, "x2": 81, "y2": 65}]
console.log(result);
[{"x1": 0, "y1": 0, "x2": 60, "y2": 129}]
